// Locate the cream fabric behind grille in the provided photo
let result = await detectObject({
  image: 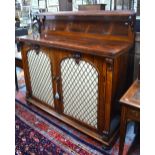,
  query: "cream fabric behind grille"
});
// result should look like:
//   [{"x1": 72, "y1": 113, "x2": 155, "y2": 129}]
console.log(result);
[
  {"x1": 27, "y1": 50, "x2": 54, "y2": 107},
  {"x1": 61, "y1": 58, "x2": 98, "y2": 128}
]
